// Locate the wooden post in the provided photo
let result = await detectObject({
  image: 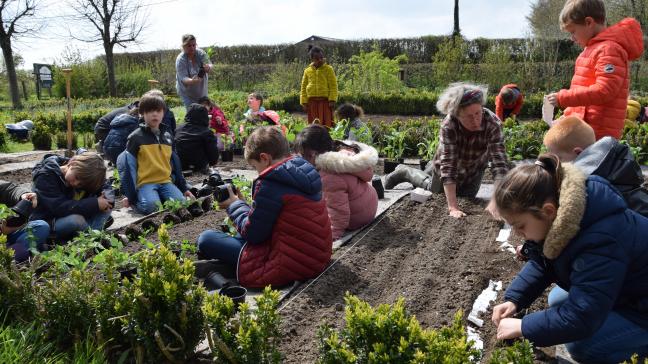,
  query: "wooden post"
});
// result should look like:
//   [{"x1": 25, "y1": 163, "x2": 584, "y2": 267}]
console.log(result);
[
  {"x1": 148, "y1": 79, "x2": 159, "y2": 90},
  {"x1": 62, "y1": 69, "x2": 73, "y2": 157}
]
